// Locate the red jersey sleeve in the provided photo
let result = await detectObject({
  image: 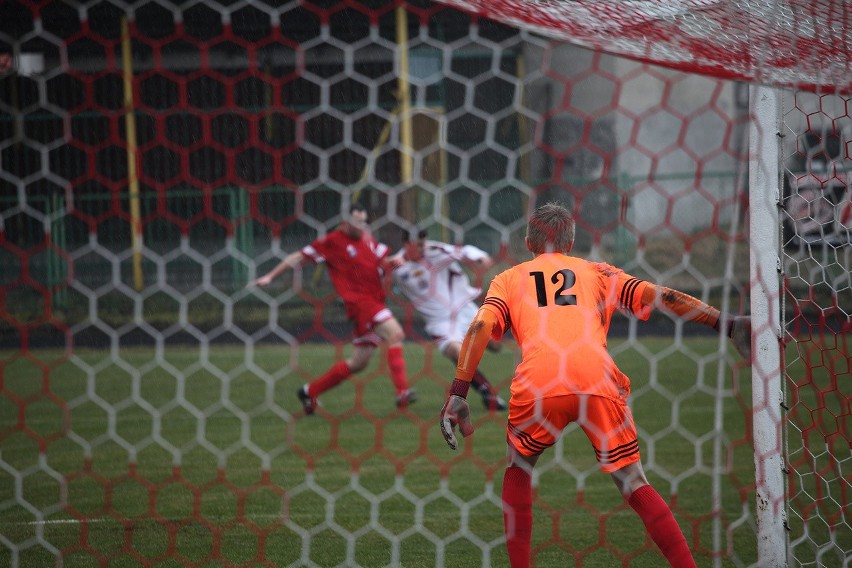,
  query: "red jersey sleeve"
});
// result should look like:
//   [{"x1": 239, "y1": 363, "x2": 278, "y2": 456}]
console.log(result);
[{"x1": 301, "y1": 236, "x2": 329, "y2": 264}]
